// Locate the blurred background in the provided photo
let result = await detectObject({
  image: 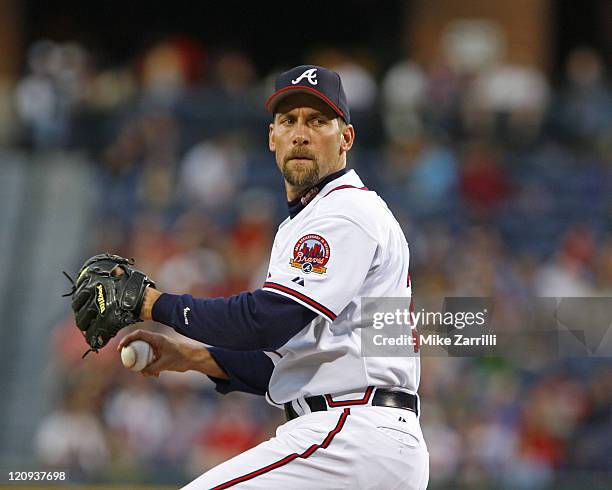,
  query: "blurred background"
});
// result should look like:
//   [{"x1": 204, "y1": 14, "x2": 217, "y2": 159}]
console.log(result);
[{"x1": 0, "y1": 0, "x2": 611, "y2": 488}]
